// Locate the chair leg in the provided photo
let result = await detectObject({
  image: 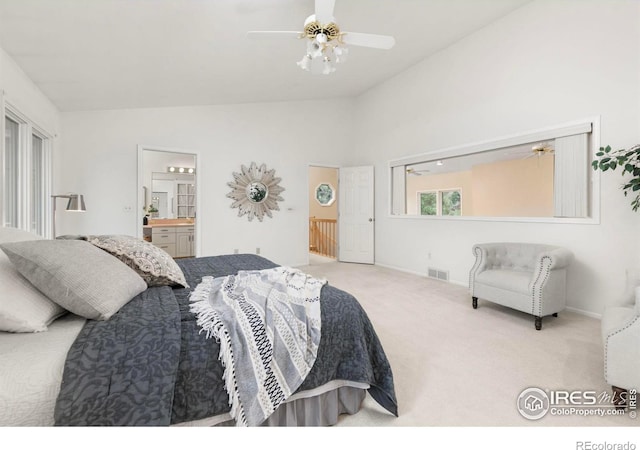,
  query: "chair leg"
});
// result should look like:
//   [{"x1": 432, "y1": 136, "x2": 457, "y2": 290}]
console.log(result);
[
  {"x1": 535, "y1": 316, "x2": 542, "y2": 330},
  {"x1": 612, "y1": 386, "x2": 627, "y2": 410},
  {"x1": 472, "y1": 297, "x2": 478, "y2": 309}
]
